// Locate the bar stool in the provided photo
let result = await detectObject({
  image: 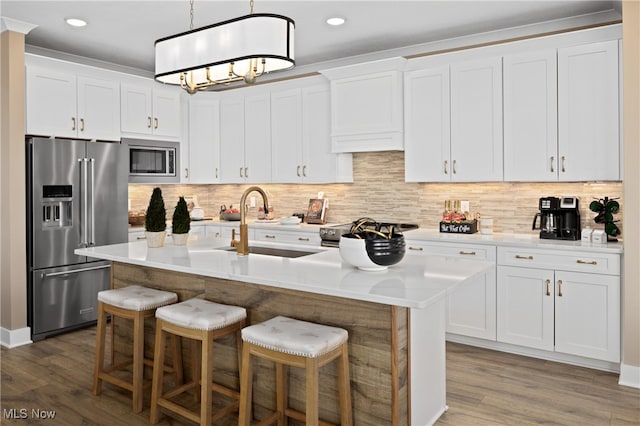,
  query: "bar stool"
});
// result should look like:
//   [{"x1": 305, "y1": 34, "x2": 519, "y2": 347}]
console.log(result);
[
  {"x1": 93, "y1": 285, "x2": 180, "y2": 413},
  {"x1": 238, "y1": 316, "x2": 352, "y2": 426},
  {"x1": 150, "y1": 298, "x2": 247, "y2": 426}
]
